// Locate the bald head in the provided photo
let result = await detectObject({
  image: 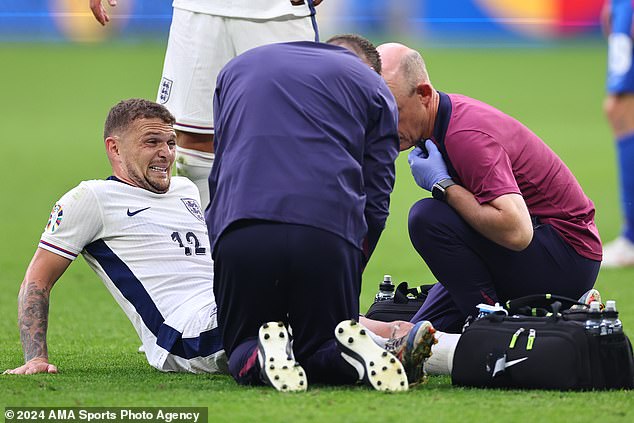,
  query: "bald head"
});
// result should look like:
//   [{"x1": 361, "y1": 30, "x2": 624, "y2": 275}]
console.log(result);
[
  {"x1": 377, "y1": 43, "x2": 410, "y2": 79},
  {"x1": 377, "y1": 43, "x2": 430, "y2": 96},
  {"x1": 376, "y1": 43, "x2": 439, "y2": 151}
]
